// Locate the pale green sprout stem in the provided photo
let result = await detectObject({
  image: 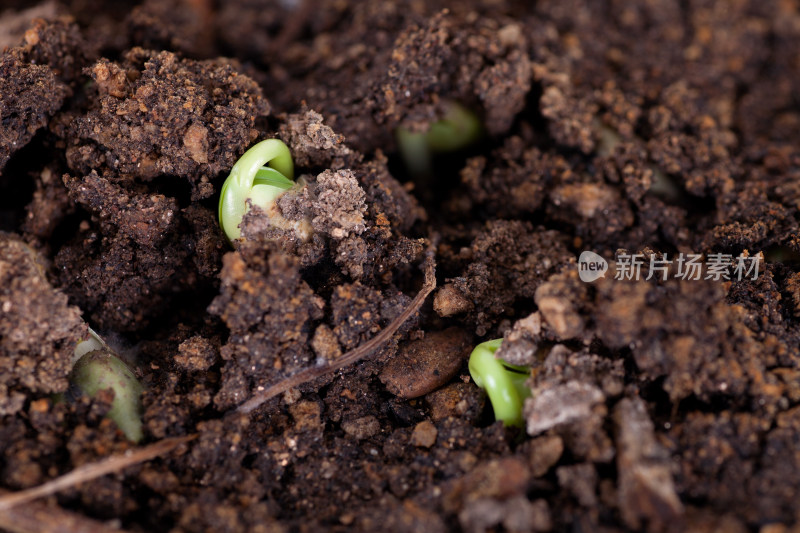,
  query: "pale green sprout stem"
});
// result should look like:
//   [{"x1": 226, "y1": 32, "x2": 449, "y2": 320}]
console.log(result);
[
  {"x1": 468, "y1": 338, "x2": 531, "y2": 427},
  {"x1": 72, "y1": 326, "x2": 106, "y2": 365},
  {"x1": 595, "y1": 121, "x2": 681, "y2": 203},
  {"x1": 1, "y1": 234, "x2": 145, "y2": 442},
  {"x1": 70, "y1": 329, "x2": 144, "y2": 442},
  {"x1": 218, "y1": 138, "x2": 295, "y2": 242},
  {"x1": 396, "y1": 101, "x2": 482, "y2": 177}
]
